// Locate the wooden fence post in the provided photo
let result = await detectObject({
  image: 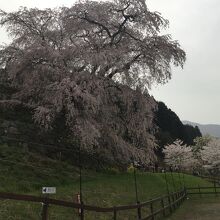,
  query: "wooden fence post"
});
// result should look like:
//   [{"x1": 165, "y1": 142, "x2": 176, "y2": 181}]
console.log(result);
[
  {"x1": 161, "y1": 198, "x2": 165, "y2": 217},
  {"x1": 214, "y1": 181, "x2": 217, "y2": 197},
  {"x1": 182, "y1": 189, "x2": 185, "y2": 202},
  {"x1": 198, "y1": 185, "x2": 201, "y2": 198},
  {"x1": 178, "y1": 191, "x2": 180, "y2": 204},
  {"x1": 137, "y1": 201, "x2": 142, "y2": 220},
  {"x1": 177, "y1": 192, "x2": 180, "y2": 206},
  {"x1": 150, "y1": 202, "x2": 154, "y2": 220},
  {"x1": 184, "y1": 187, "x2": 188, "y2": 201},
  {"x1": 180, "y1": 190, "x2": 182, "y2": 202},
  {"x1": 179, "y1": 191, "x2": 182, "y2": 205},
  {"x1": 80, "y1": 201, "x2": 84, "y2": 220},
  {"x1": 171, "y1": 194, "x2": 175, "y2": 210},
  {"x1": 41, "y1": 197, "x2": 49, "y2": 220},
  {"x1": 113, "y1": 207, "x2": 117, "y2": 220},
  {"x1": 168, "y1": 194, "x2": 172, "y2": 213}
]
